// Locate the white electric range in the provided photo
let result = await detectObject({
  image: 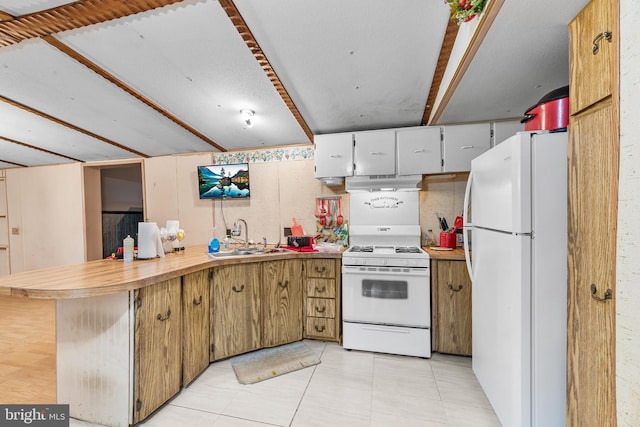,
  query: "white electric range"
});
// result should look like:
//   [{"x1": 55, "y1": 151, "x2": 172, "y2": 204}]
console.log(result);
[{"x1": 342, "y1": 190, "x2": 431, "y2": 358}]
